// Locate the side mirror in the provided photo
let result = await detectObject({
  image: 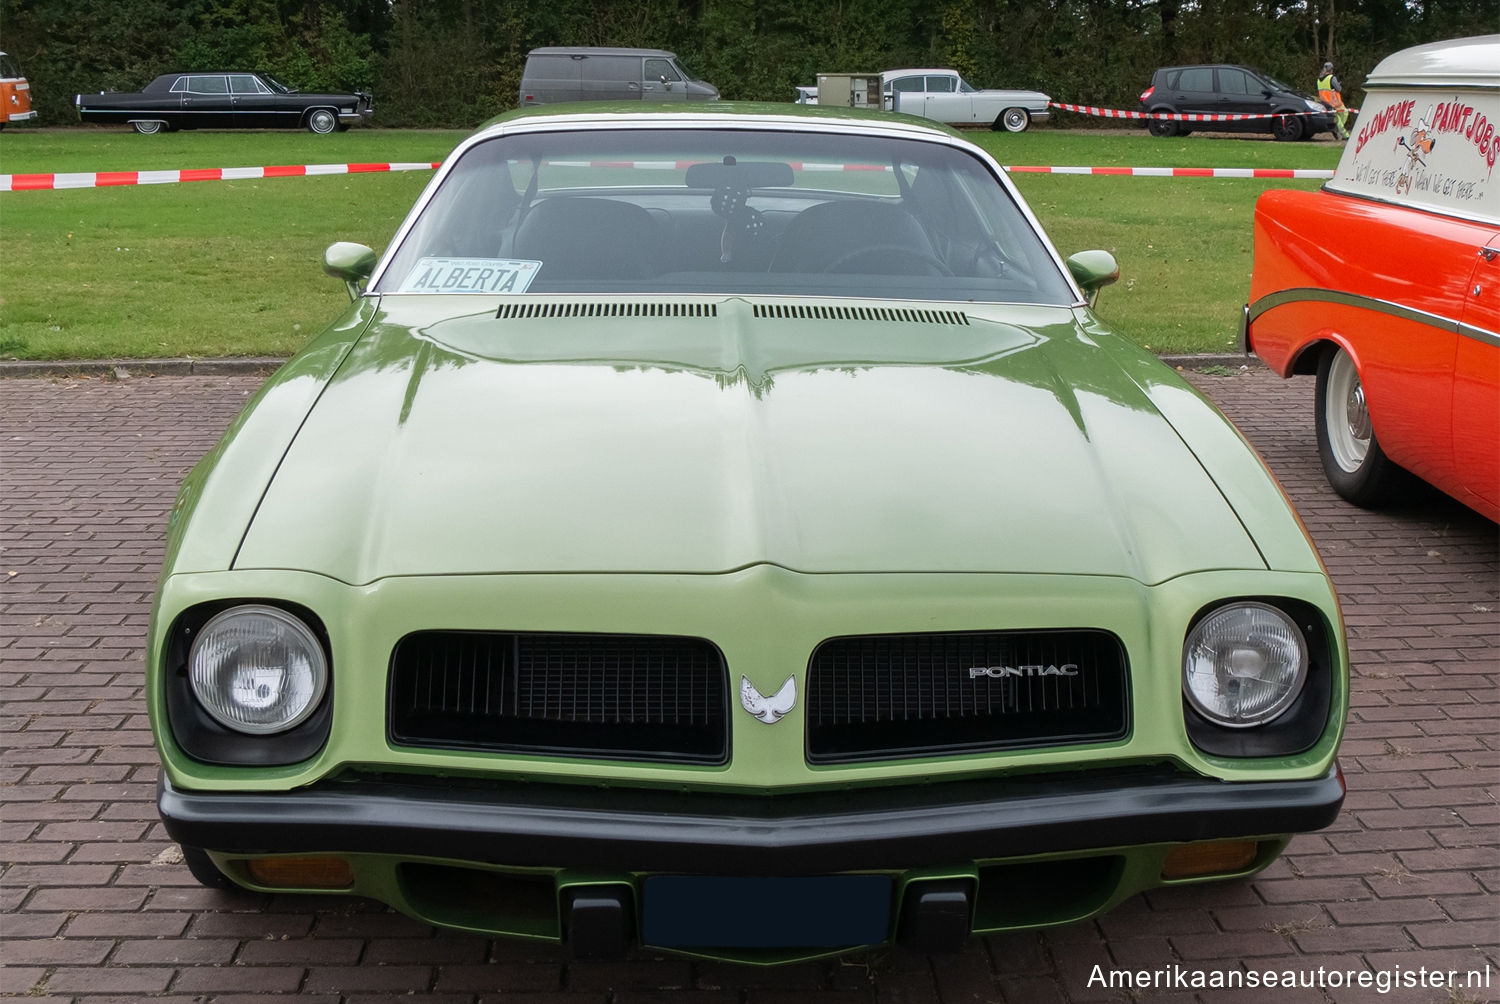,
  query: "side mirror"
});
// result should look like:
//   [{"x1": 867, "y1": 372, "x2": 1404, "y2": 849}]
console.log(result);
[
  {"x1": 1065, "y1": 250, "x2": 1120, "y2": 308},
  {"x1": 324, "y1": 242, "x2": 378, "y2": 301},
  {"x1": 660, "y1": 75, "x2": 673, "y2": 89}
]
